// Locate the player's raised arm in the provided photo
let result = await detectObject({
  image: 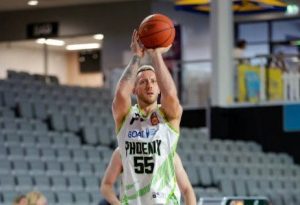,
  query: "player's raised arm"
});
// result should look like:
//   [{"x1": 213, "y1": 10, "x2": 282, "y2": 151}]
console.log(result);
[
  {"x1": 112, "y1": 30, "x2": 144, "y2": 130},
  {"x1": 147, "y1": 47, "x2": 182, "y2": 128}
]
